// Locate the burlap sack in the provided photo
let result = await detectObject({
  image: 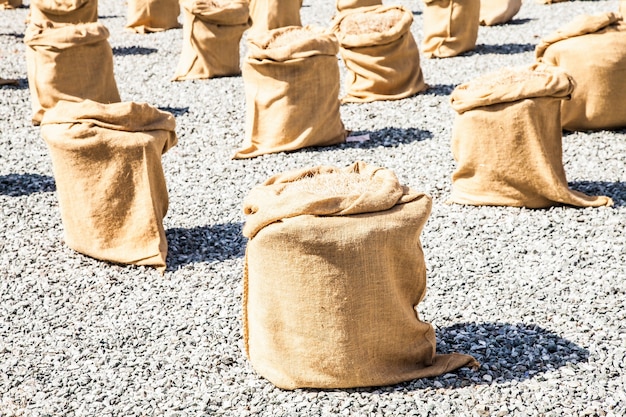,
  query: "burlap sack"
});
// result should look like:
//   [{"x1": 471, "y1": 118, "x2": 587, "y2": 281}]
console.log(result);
[
  {"x1": 248, "y1": 0, "x2": 302, "y2": 33},
  {"x1": 479, "y1": 0, "x2": 522, "y2": 26},
  {"x1": 0, "y1": 0, "x2": 22, "y2": 10},
  {"x1": 449, "y1": 64, "x2": 613, "y2": 208},
  {"x1": 242, "y1": 162, "x2": 479, "y2": 389},
  {"x1": 234, "y1": 26, "x2": 347, "y2": 159},
  {"x1": 25, "y1": 22, "x2": 120, "y2": 125},
  {"x1": 126, "y1": 0, "x2": 181, "y2": 33},
  {"x1": 422, "y1": 0, "x2": 480, "y2": 58},
  {"x1": 336, "y1": 0, "x2": 381, "y2": 11},
  {"x1": 24, "y1": 22, "x2": 121, "y2": 125},
  {"x1": 28, "y1": 0, "x2": 97, "y2": 25},
  {"x1": 535, "y1": 12, "x2": 626, "y2": 131},
  {"x1": 621, "y1": 1, "x2": 625, "y2": 15},
  {"x1": 332, "y1": 5, "x2": 426, "y2": 103},
  {"x1": 40, "y1": 100, "x2": 178, "y2": 272},
  {"x1": 173, "y1": 0, "x2": 250, "y2": 81}
]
